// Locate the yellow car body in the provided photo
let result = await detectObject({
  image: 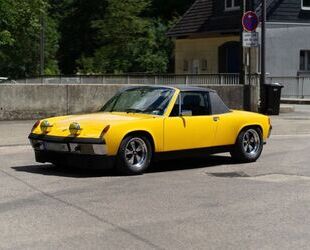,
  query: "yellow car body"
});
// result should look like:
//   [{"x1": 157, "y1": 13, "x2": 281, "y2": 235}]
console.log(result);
[{"x1": 29, "y1": 86, "x2": 271, "y2": 174}]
